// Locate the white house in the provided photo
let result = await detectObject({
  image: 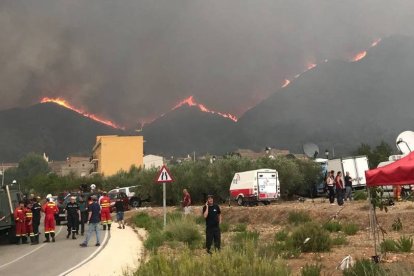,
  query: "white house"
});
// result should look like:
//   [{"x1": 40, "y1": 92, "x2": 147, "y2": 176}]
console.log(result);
[{"x1": 143, "y1": 155, "x2": 164, "y2": 169}]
